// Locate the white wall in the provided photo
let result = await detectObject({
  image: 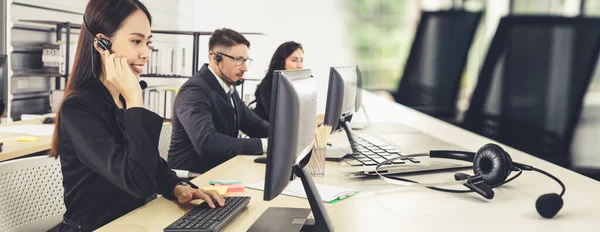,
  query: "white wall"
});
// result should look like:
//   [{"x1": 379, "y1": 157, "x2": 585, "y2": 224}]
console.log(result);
[{"x1": 178, "y1": 0, "x2": 355, "y2": 113}]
